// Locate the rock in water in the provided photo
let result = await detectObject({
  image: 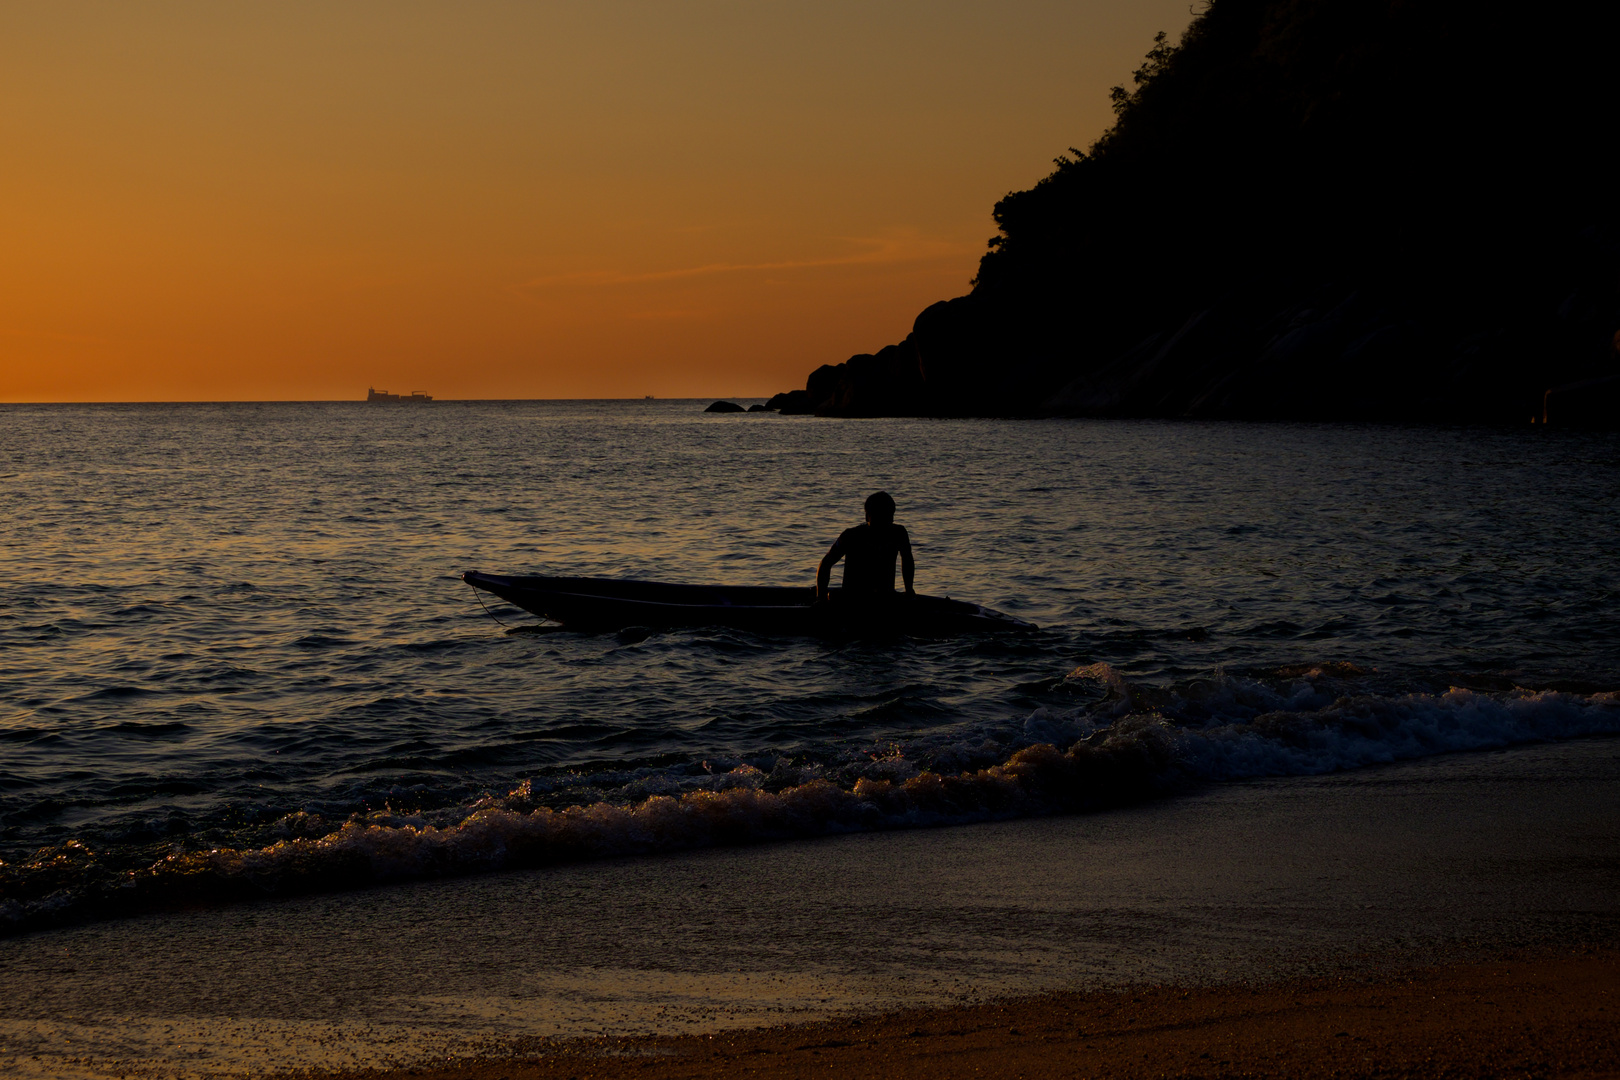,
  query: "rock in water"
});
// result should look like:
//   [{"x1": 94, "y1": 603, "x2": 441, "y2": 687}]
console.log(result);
[
  {"x1": 765, "y1": 389, "x2": 814, "y2": 414},
  {"x1": 704, "y1": 400, "x2": 745, "y2": 413}
]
